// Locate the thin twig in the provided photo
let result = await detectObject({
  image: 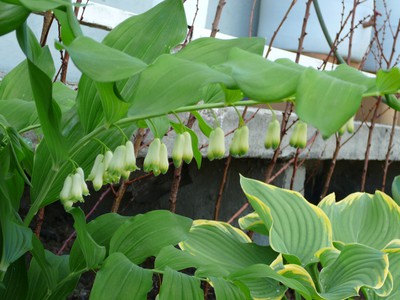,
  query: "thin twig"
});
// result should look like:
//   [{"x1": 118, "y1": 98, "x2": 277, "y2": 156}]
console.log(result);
[
  {"x1": 168, "y1": 114, "x2": 197, "y2": 212},
  {"x1": 34, "y1": 208, "x2": 45, "y2": 238},
  {"x1": 360, "y1": 96, "x2": 382, "y2": 191},
  {"x1": 248, "y1": 0, "x2": 258, "y2": 37},
  {"x1": 210, "y1": 0, "x2": 227, "y2": 37},
  {"x1": 265, "y1": 0, "x2": 297, "y2": 58},
  {"x1": 382, "y1": 110, "x2": 397, "y2": 191},
  {"x1": 40, "y1": 11, "x2": 54, "y2": 46},
  {"x1": 213, "y1": 156, "x2": 232, "y2": 220},
  {"x1": 320, "y1": 135, "x2": 341, "y2": 198}
]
